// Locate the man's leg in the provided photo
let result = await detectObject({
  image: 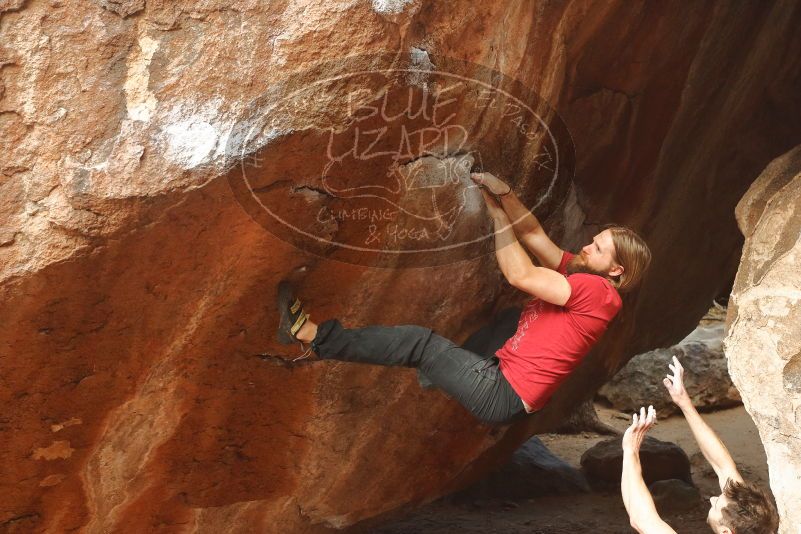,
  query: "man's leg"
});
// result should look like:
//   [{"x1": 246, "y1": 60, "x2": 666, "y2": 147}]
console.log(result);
[
  {"x1": 418, "y1": 306, "x2": 520, "y2": 389},
  {"x1": 300, "y1": 318, "x2": 525, "y2": 424}
]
